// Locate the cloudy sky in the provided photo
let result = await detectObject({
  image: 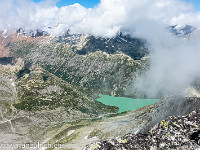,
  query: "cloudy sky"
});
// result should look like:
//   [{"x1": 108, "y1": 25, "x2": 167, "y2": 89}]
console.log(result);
[
  {"x1": 0, "y1": 0, "x2": 199, "y2": 37},
  {"x1": 32, "y1": 0, "x2": 200, "y2": 11},
  {"x1": 0, "y1": 0, "x2": 199, "y2": 36}
]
